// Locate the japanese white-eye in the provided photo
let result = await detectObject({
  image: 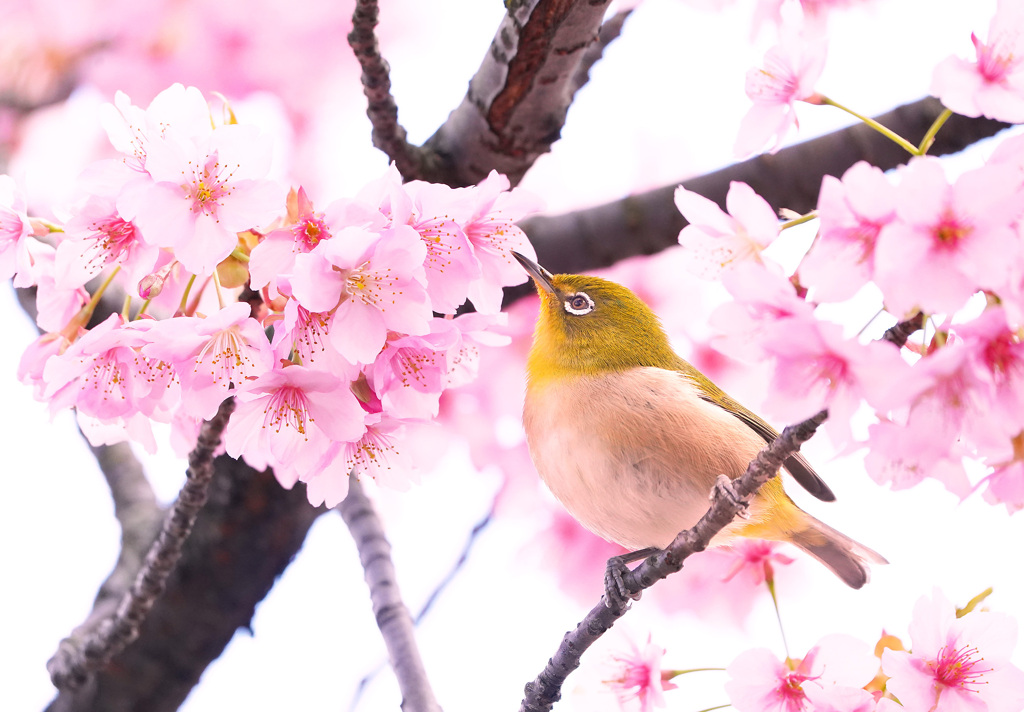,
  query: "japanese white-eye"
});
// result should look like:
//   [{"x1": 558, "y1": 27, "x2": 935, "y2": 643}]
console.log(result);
[{"x1": 514, "y1": 252, "x2": 885, "y2": 589}]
